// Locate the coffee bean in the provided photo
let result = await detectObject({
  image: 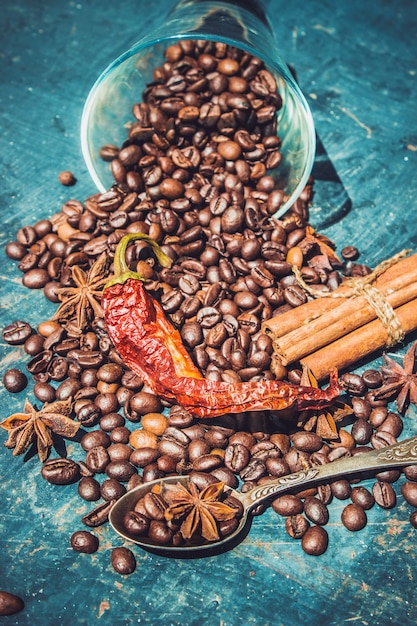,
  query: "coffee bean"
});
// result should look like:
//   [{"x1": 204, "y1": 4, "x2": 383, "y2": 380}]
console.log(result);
[
  {"x1": 100, "y1": 412, "x2": 126, "y2": 431},
  {"x1": 377, "y1": 412, "x2": 403, "y2": 438},
  {"x1": 301, "y1": 525, "x2": 328, "y2": 556},
  {"x1": 3, "y1": 368, "x2": 28, "y2": 393},
  {"x1": 211, "y1": 467, "x2": 239, "y2": 488},
  {"x1": 143, "y1": 492, "x2": 168, "y2": 520},
  {"x1": 285, "y1": 514, "x2": 310, "y2": 539},
  {"x1": 148, "y1": 520, "x2": 173, "y2": 546},
  {"x1": 340, "y1": 373, "x2": 367, "y2": 396},
  {"x1": 265, "y1": 457, "x2": 289, "y2": 477},
  {"x1": 101, "y1": 478, "x2": 127, "y2": 501},
  {"x1": 34, "y1": 381, "x2": 56, "y2": 402},
  {"x1": 224, "y1": 442, "x2": 250, "y2": 472},
  {"x1": 111, "y1": 546, "x2": 136, "y2": 575},
  {"x1": 86, "y1": 446, "x2": 110, "y2": 473},
  {"x1": 108, "y1": 443, "x2": 133, "y2": 462},
  {"x1": 22, "y1": 268, "x2": 50, "y2": 289},
  {"x1": 106, "y1": 460, "x2": 137, "y2": 482},
  {"x1": 290, "y1": 431, "x2": 322, "y2": 452},
  {"x1": 401, "y1": 481, "x2": 417, "y2": 507},
  {"x1": 129, "y1": 391, "x2": 162, "y2": 415},
  {"x1": 361, "y1": 369, "x2": 382, "y2": 388},
  {"x1": 123, "y1": 510, "x2": 150, "y2": 536},
  {"x1": 5, "y1": 241, "x2": 27, "y2": 260},
  {"x1": 350, "y1": 486, "x2": 374, "y2": 510},
  {"x1": 130, "y1": 447, "x2": 160, "y2": 468},
  {"x1": 41, "y1": 458, "x2": 80, "y2": 485},
  {"x1": 192, "y1": 453, "x2": 223, "y2": 472},
  {"x1": 76, "y1": 401, "x2": 101, "y2": 427},
  {"x1": 404, "y1": 465, "x2": 417, "y2": 481},
  {"x1": 371, "y1": 430, "x2": 397, "y2": 449},
  {"x1": 351, "y1": 397, "x2": 371, "y2": 420},
  {"x1": 330, "y1": 479, "x2": 351, "y2": 500},
  {"x1": 283, "y1": 284, "x2": 307, "y2": 307},
  {"x1": 70, "y1": 530, "x2": 99, "y2": 553},
  {"x1": 82, "y1": 500, "x2": 115, "y2": 527},
  {"x1": 0, "y1": 591, "x2": 25, "y2": 616},
  {"x1": 341, "y1": 503, "x2": 367, "y2": 531},
  {"x1": 370, "y1": 406, "x2": 388, "y2": 428},
  {"x1": 341, "y1": 245, "x2": 359, "y2": 260},
  {"x1": 240, "y1": 458, "x2": 266, "y2": 481},
  {"x1": 373, "y1": 481, "x2": 396, "y2": 509},
  {"x1": 271, "y1": 494, "x2": 303, "y2": 516},
  {"x1": 351, "y1": 419, "x2": 373, "y2": 445},
  {"x1": 408, "y1": 510, "x2": 417, "y2": 530},
  {"x1": 303, "y1": 496, "x2": 329, "y2": 525},
  {"x1": 24, "y1": 333, "x2": 45, "y2": 355},
  {"x1": 78, "y1": 476, "x2": 101, "y2": 501},
  {"x1": 81, "y1": 430, "x2": 111, "y2": 451},
  {"x1": 2, "y1": 320, "x2": 33, "y2": 345}
]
